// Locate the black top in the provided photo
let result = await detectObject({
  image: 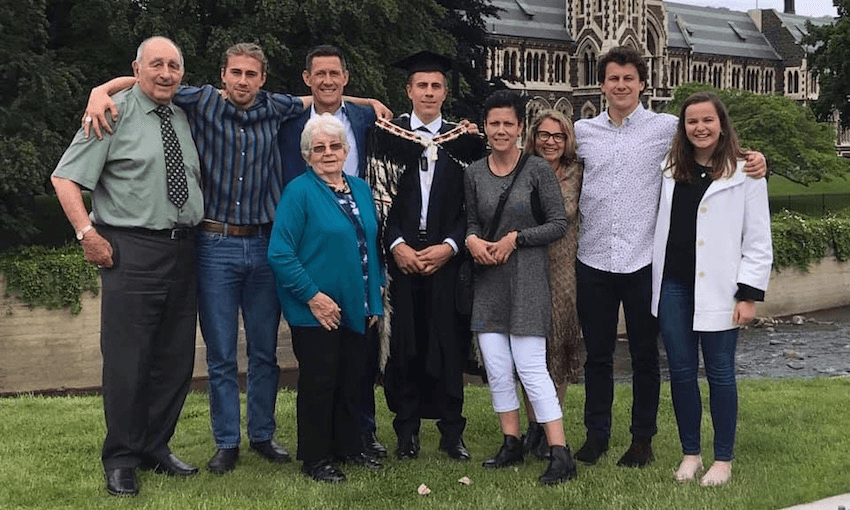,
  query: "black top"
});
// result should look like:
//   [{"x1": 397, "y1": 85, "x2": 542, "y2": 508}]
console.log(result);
[{"x1": 664, "y1": 163, "x2": 764, "y2": 301}]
